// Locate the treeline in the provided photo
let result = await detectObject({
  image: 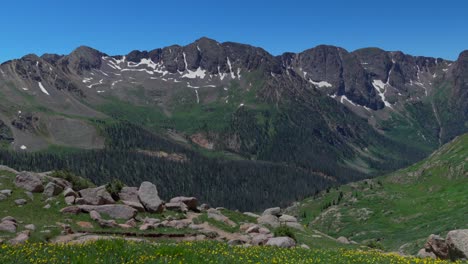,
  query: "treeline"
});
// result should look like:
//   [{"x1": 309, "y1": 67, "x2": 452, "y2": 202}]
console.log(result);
[{"x1": 0, "y1": 122, "x2": 333, "y2": 211}]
